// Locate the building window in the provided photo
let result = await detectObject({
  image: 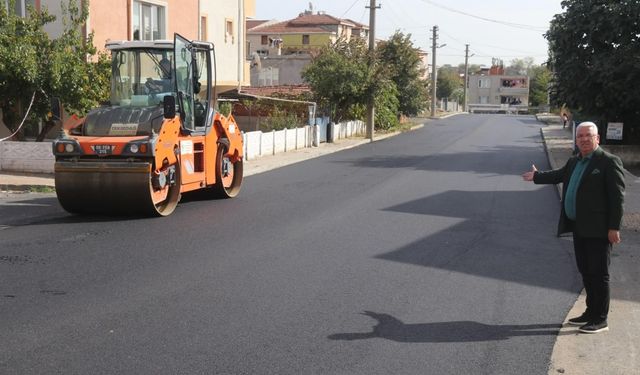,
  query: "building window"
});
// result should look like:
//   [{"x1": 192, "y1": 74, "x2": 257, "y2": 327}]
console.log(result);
[
  {"x1": 200, "y1": 16, "x2": 208, "y2": 40},
  {"x1": 132, "y1": 1, "x2": 166, "y2": 41},
  {"x1": 261, "y1": 35, "x2": 268, "y2": 45},
  {"x1": 479, "y1": 96, "x2": 489, "y2": 104},
  {"x1": 478, "y1": 79, "x2": 490, "y2": 88},
  {"x1": 225, "y1": 19, "x2": 234, "y2": 43},
  {"x1": 302, "y1": 34, "x2": 310, "y2": 45},
  {"x1": 5, "y1": 0, "x2": 35, "y2": 17}
]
